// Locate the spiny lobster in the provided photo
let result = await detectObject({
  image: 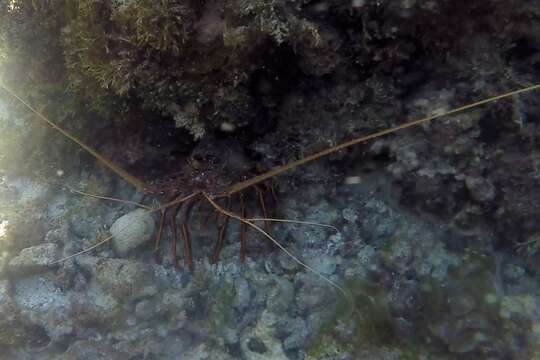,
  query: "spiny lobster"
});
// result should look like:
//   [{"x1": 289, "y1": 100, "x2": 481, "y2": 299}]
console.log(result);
[{"x1": 1, "y1": 82, "x2": 539, "y2": 296}]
